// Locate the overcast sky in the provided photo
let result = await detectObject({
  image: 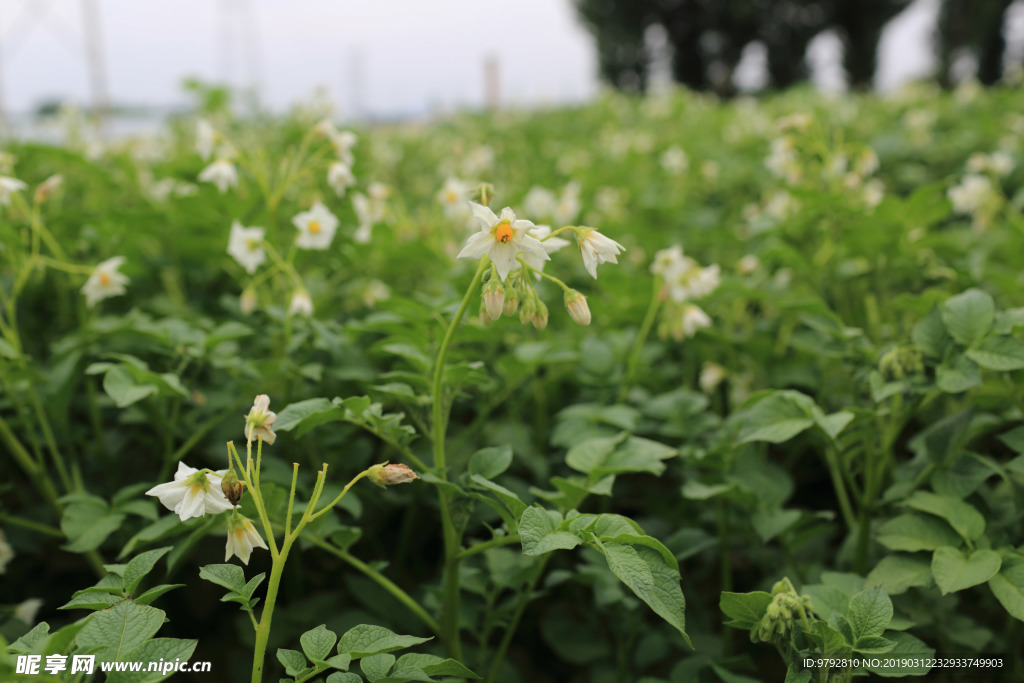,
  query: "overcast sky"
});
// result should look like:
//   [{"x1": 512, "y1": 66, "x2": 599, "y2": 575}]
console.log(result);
[{"x1": 0, "y1": 0, "x2": 1019, "y2": 118}]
